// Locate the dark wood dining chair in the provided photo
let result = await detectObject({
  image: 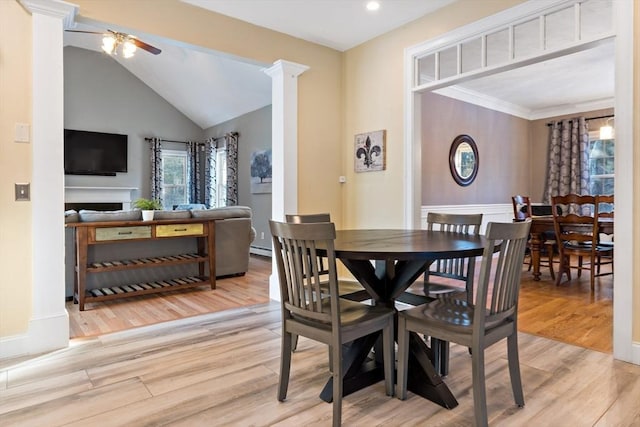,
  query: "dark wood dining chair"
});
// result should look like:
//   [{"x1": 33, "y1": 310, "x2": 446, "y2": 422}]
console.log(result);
[
  {"x1": 285, "y1": 213, "x2": 368, "y2": 301},
  {"x1": 422, "y1": 212, "x2": 483, "y2": 301},
  {"x1": 285, "y1": 213, "x2": 368, "y2": 352},
  {"x1": 551, "y1": 194, "x2": 613, "y2": 290},
  {"x1": 397, "y1": 221, "x2": 531, "y2": 427},
  {"x1": 595, "y1": 195, "x2": 614, "y2": 272},
  {"x1": 511, "y1": 195, "x2": 556, "y2": 279},
  {"x1": 270, "y1": 220, "x2": 395, "y2": 427}
]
